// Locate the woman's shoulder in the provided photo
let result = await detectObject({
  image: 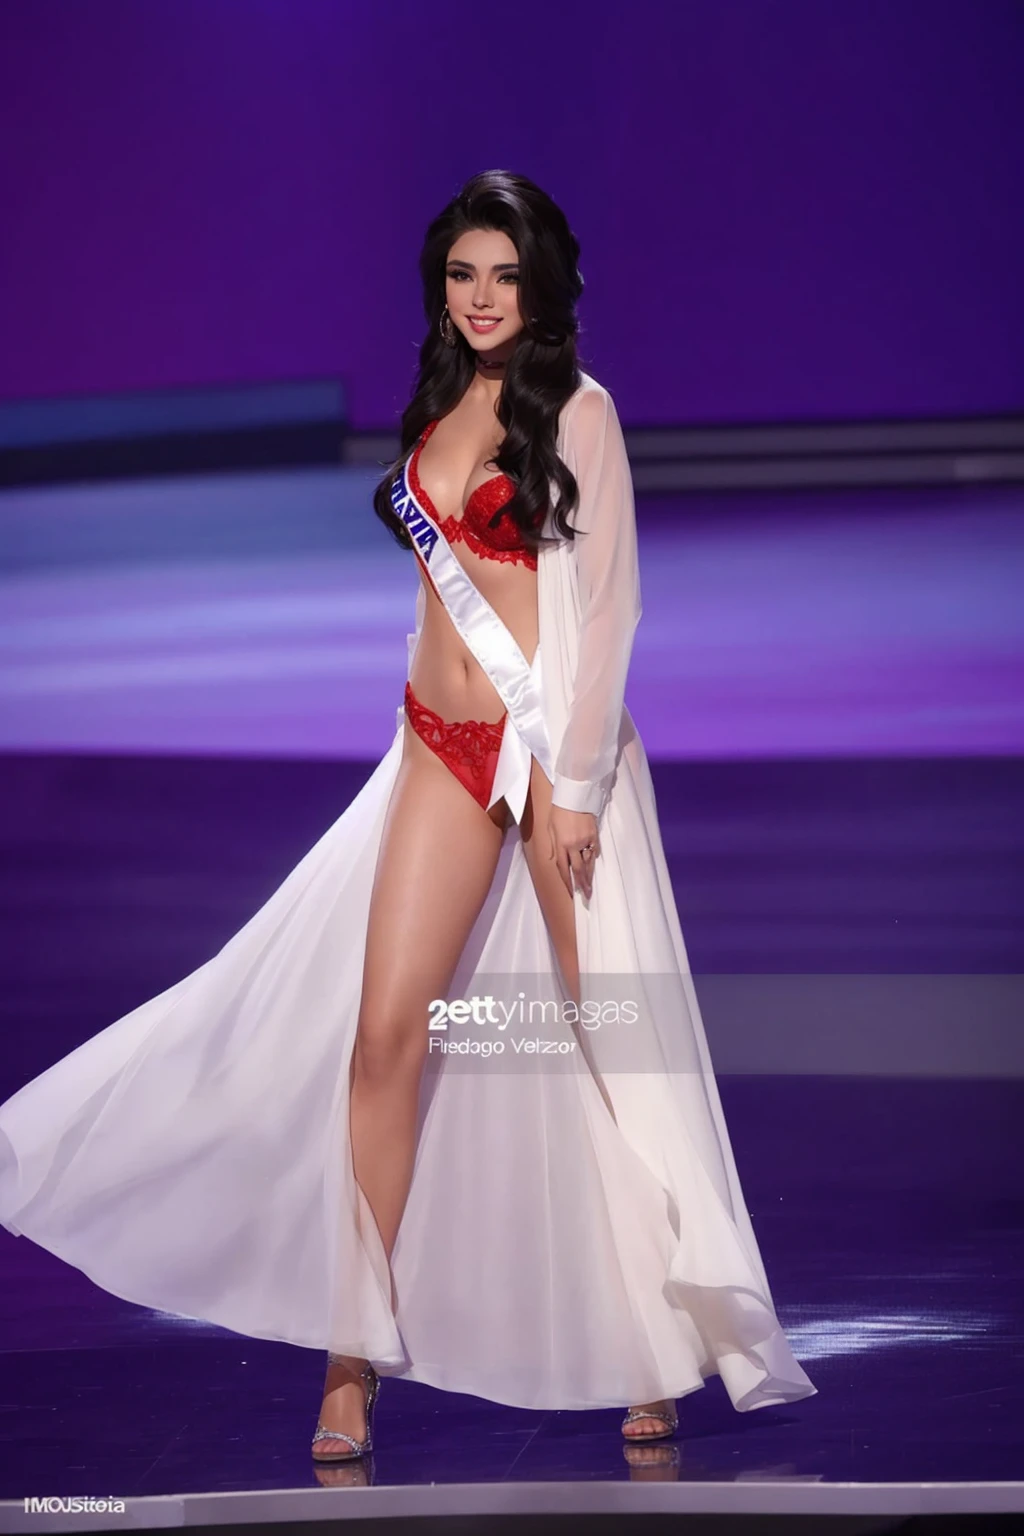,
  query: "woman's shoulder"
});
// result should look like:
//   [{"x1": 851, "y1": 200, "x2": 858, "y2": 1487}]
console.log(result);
[
  {"x1": 559, "y1": 371, "x2": 615, "y2": 439},
  {"x1": 558, "y1": 372, "x2": 622, "y2": 460}
]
